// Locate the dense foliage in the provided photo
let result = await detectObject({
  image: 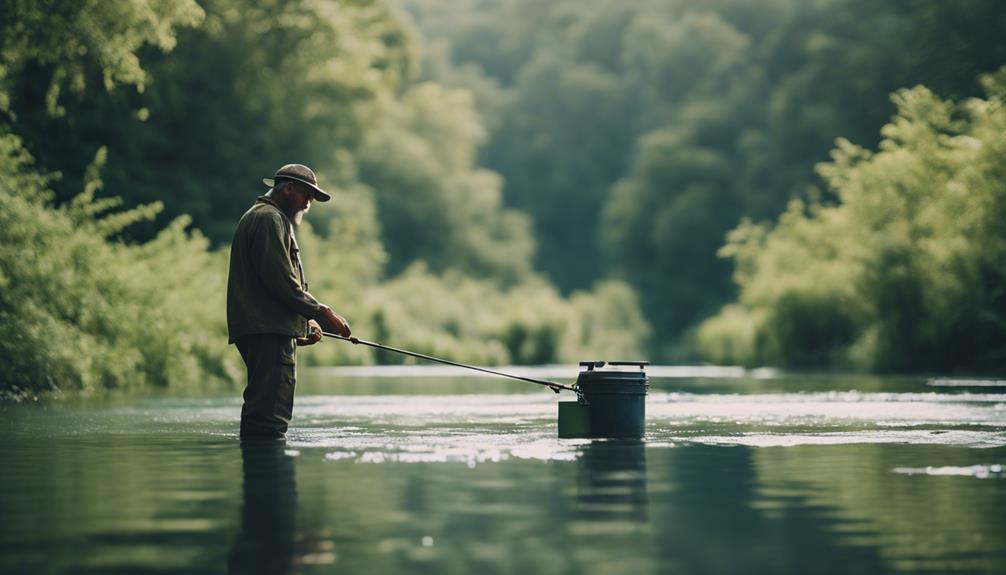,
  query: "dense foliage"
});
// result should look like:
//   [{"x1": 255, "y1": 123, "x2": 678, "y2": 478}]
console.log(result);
[
  {"x1": 0, "y1": 0, "x2": 649, "y2": 398},
  {"x1": 397, "y1": 0, "x2": 1006, "y2": 351},
  {"x1": 0, "y1": 136, "x2": 238, "y2": 400},
  {"x1": 697, "y1": 69, "x2": 1006, "y2": 373},
  {"x1": 6, "y1": 0, "x2": 411, "y2": 240},
  {"x1": 287, "y1": 212, "x2": 648, "y2": 369},
  {"x1": 0, "y1": 0, "x2": 204, "y2": 114},
  {"x1": 356, "y1": 83, "x2": 534, "y2": 282},
  {"x1": 2, "y1": 0, "x2": 1005, "y2": 398}
]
